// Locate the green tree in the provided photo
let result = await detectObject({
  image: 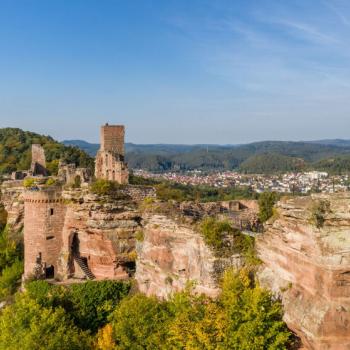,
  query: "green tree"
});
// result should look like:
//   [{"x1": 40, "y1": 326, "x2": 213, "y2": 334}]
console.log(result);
[
  {"x1": 0, "y1": 259, "x2": 23, "y2": 299},
  {"x1": 0, "y1": 226, "x2": 23, "y2": 274},
  {"x1": 106, "y1": 269, "x2": 292, "y2": 349},
  {"x1": 0, "y1": 205, "x2": 7, "y2": 231},
  {"x1": 200, "y1": 217, "x2": 234, "y2": 250},
  {"x1": 166, "y1": 290, "x2": 226, "y2": 349},
  {"x1": 26, "y1": 280, "x2": 130, "y2": 333},
  {"x1": 0, "y1": 295, "x2": 93, "y2": 350},
  {"x1": 110, "y1": 294, "x2": 172, "y2": 349},
  {"x1": 90, "y1": 179, "x2": 128, "y2": 199},
  {"x1": 67, "y1": 280, "x2": 130, "y2": 332},
  {"x1": 220, "y1": 269, "x2": 291, "y2": 349},
  {"x1": 258, "y1": 192, "x2": 278, "y2": 222},
  {"x1": 0, "y1": 128, "x2": 94, "y2": 175}
]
